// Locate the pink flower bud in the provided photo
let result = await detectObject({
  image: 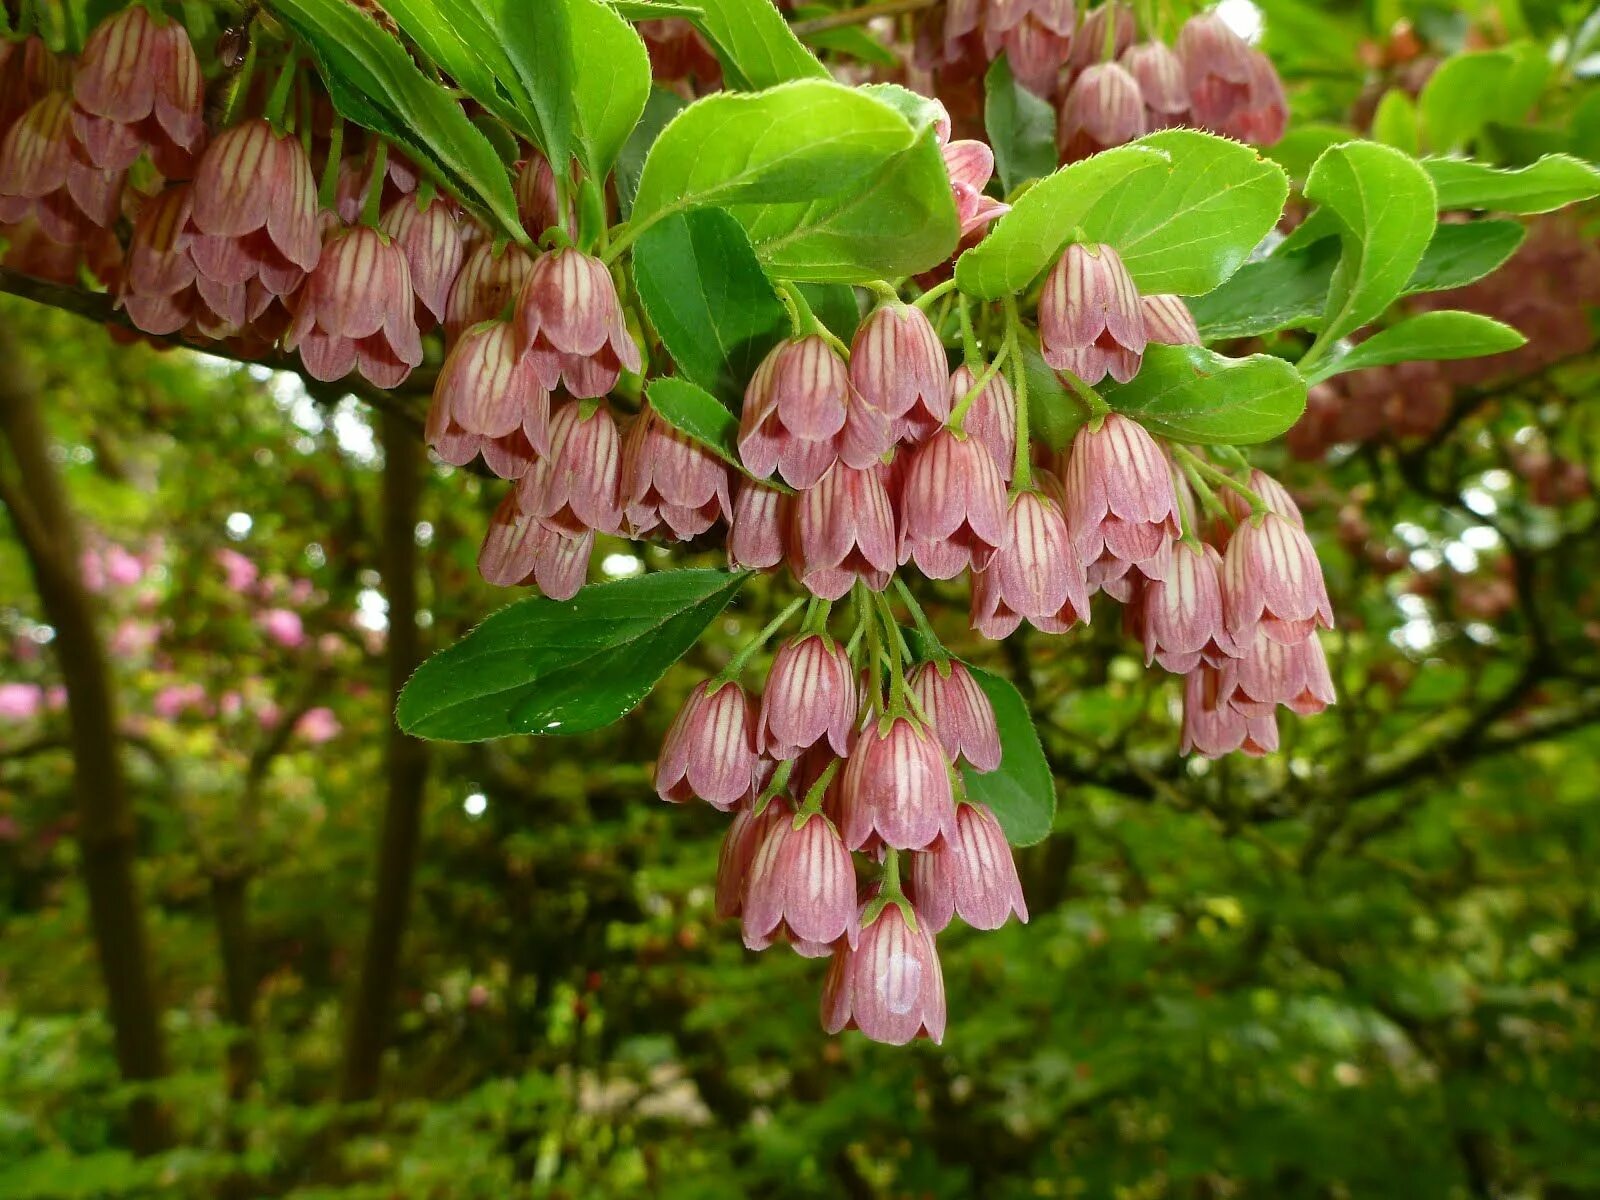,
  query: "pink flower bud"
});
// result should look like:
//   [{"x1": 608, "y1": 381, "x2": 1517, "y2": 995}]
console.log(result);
[
  {"x1": 259, "y1": 608, "x2": 305, "y2": 649},
  {"x1": 727, "y1": 478, "x2": 791, "y2": 571},
  {"x1": 1069, "y1": 3, "x2": 1136, "y2": 71},
  {"x1": 71, "y1": 6, "x2": 204, "y2": 176},
  {"x1": 1059, "y1": 63, "x2": 1148, "y2": 163},
  {"x1": 1120, "y1": 41, "x2": 1189, "y2": 128},
  {"x1": 789, "y1": 463, "x2": 897, "y2": 601},
  {"x1": 621, "y1": 405, "x2": 732, "y2": 540},
  {"x1": 1222, "y1": 512, "x2": 1334, "y2": 645},
  {"x1": 949, "y1": 364, "x2": 1018, "y2": 481},
  {"x1": 821, "y1": 900, "x2": 946, "y2": 1045},
  {"x1": 716, "y1": 797, "x2": 790, "y2": 920},
  {"x1": 655, "y1": 679, "x2": 759, "y2": 810},
  {"x1": 1229, "y1": 630, "x2": 1336, "y2": 718},
  {"x1": 982, "y1": 0, "x2": 1075, "y2": 94},
  {"x1": 761, "y1": 634, "x2": 858, "y2": 760},
  {"x1": 908, "y1": 659, "x2": 1001, "y2": 772},
  {"x1": 216, "y1": 548, "x2": 259, "y2": 593},
  {"x1": 379, "y1": 193, "x2": 464, "y2": 328},
  {"x1": 518, "y1": 401, "x2": 623, "y2": 537},
  {"x1": 907, "y1": 802, "x2": 1028, "y2": 932},
  {"x1": 516, "y1": 247, "x2": 641, "y2": 398},
  {"x1": 941, "y1": 134, "x2": 1010, "y2": 238},
  {"x1": 1220, "y1": 468, "x2": 1304, "y2": 528},
  {"x1": 430, "y1": 319, "x2": 549, "y2": 448},
  {"x1": 0, "y1": 91, "x2": 124, "y2": 245},
  {"x1": 1140, "y1": 540, "x2": 1235, "y2": 674},
  {"x1": 1061, "y1": 414, "x2": 1178, "y2": 587},
  {"x1": 970, "y1": 489, "x2": 1089, "y2": 638},
  {"x1": 898, "y1": 428, "x2": 1010, "y2": 579},
  {"x1": 840, "y1": 715, "x2": 955, "y2": 851},
  {"x1": 743, "y1": 810, "x2": 859, "y2": 956},
  {"x1": 284, "y1": 225, "x2": 423, "y2": 388},
  {"x1": 740, "y1": 336, "x2": 879, "y2": 490},
  {"x1": 190, "y1": 120, "x2": 320, "y2": 297},
  {"x1": 1180, "y1": 663, "x2": 1278, "y2": 758},
  {"x1": 1039, "y1": 242, "x2": 1147, "y2": 385},
  {"x1": 477, "y1": 491, "x2": 592, "y2": 599},
  {"x1": 1140, "y1": 294, "x2": 1201, "y2": 346},
  {"x1": 1177, "y1": 12, "x2": 1255, "y2": 131},
  {"x1": 445, "y1": 241, "x2": 535, "y2": 343},
  {"x1": 294, "y1": 706, "x2": 341, "y2": 745},
  {"x1": 850, "y1": 303, "x2": 949, "y2": 444},
  {"x1": 515, "y1": 151, "x2": 575, "y2": 241},
  {"x1": 1225, "y1": 50, "x2": 1288, "y2": 145}
]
